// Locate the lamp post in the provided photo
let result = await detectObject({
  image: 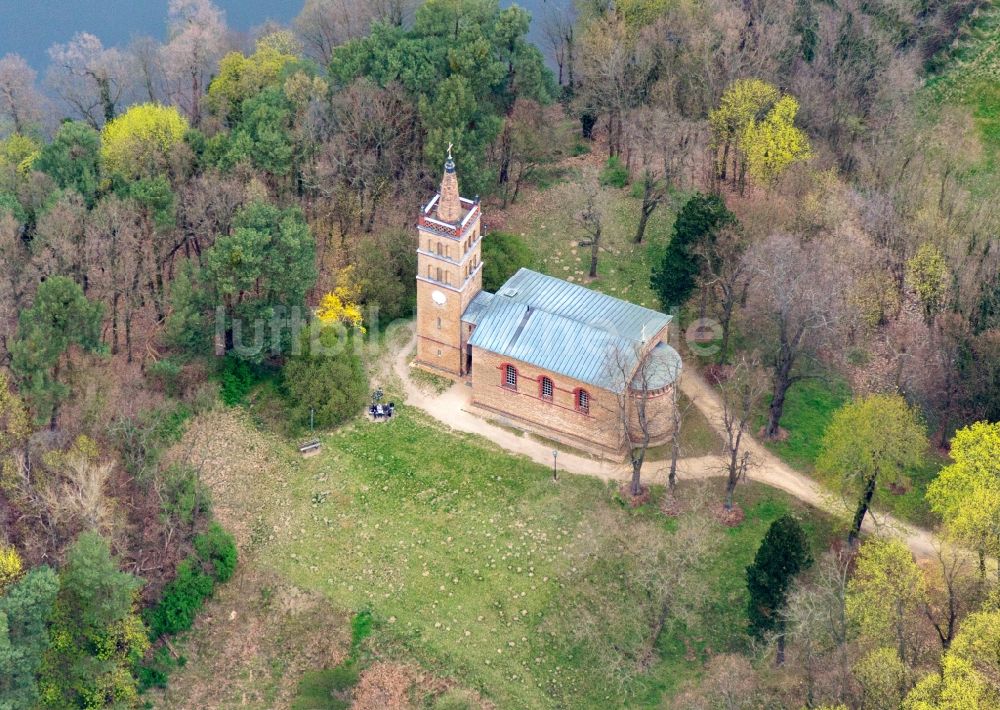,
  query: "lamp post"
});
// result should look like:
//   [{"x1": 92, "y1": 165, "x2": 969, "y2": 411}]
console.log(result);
[{"x1": 552, "y1": 449, "x2": 559, "y2": 481}]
